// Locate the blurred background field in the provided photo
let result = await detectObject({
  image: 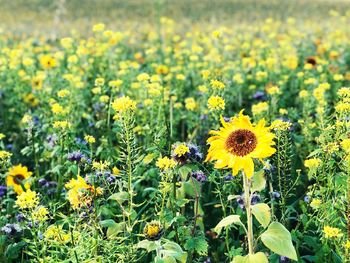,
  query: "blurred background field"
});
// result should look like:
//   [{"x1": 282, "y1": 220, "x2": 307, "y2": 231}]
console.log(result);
[{"x1": 1, "y1": 0, "x2": 350, "y2": 35}]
